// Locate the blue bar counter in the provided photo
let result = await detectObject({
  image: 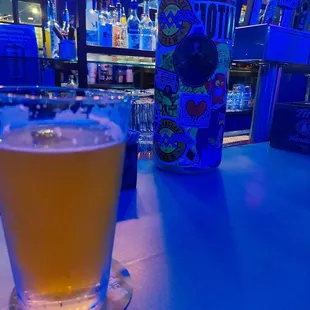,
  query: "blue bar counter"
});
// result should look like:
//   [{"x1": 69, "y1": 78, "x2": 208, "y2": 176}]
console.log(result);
[{"x1": 1, "y1": 143, "x2": 310, "y2": 309}]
